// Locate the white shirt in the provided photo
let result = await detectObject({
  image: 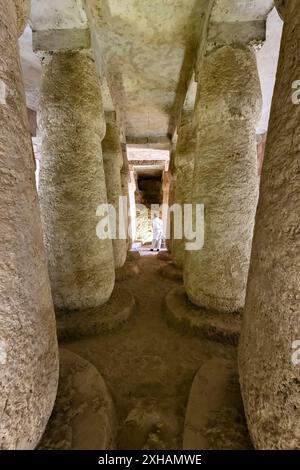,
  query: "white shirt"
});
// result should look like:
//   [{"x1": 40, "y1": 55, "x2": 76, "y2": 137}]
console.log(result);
[{"x1": 152, "y1": 217, "x2": 163, "y2": 238}]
